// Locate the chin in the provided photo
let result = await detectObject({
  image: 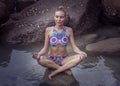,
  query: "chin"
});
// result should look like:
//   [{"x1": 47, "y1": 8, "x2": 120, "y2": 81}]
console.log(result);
[{"x1": 56, "y1": 23, "x2": 64, "y2": 26}]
